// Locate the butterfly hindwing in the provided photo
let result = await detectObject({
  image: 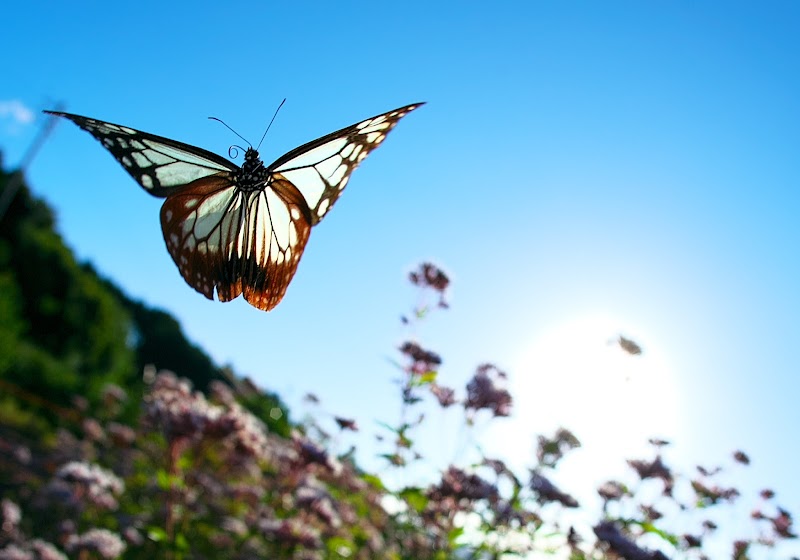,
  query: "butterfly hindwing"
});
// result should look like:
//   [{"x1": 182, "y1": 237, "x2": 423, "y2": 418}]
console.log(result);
[
  {"x1": 44, "y1": 111, "x2": 236, "y2": 196},
  {"x1": 160, "y1": 175, "x2": 312, "y2": 311},
  {"x1": 272, "y1": 103, "x2": 422, "y2": 225},
  {"x1": 47, "y1": 103, "x2": 422, "y2": 311}
]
